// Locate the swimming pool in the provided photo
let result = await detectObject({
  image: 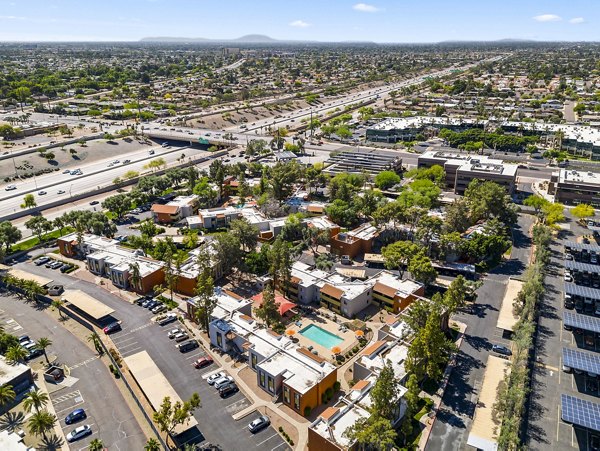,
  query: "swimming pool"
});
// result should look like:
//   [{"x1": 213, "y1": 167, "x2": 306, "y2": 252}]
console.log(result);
[{"x1": 299, "y1": 324, "x2": 343, "y2": 349}]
